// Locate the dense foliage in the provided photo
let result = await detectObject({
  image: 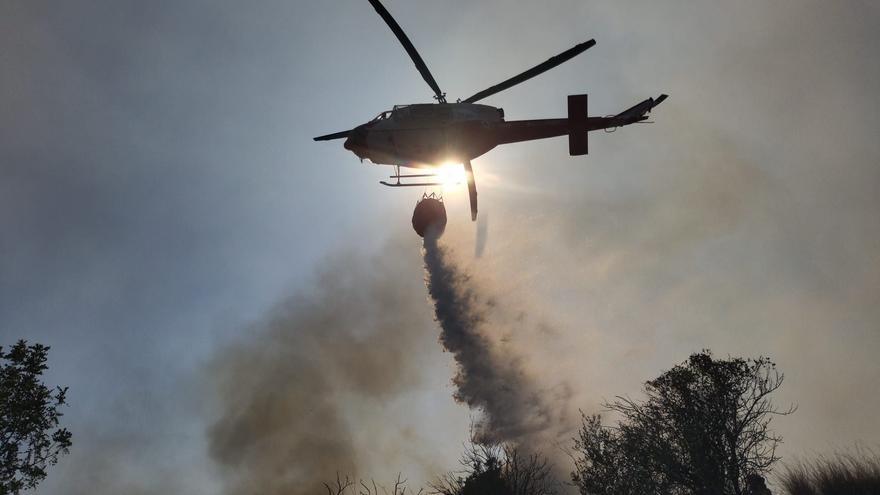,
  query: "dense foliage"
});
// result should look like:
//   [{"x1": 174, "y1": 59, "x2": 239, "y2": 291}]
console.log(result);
[
  {"x1": 432, "y1": 444, "x2": 558, "y2": 495},
  {"x1": 572, "y1": 351, "x2": 791, "y2": 495},
  {"x1": 0, "y1": 341, "x2": 71, "y2": 494}
]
